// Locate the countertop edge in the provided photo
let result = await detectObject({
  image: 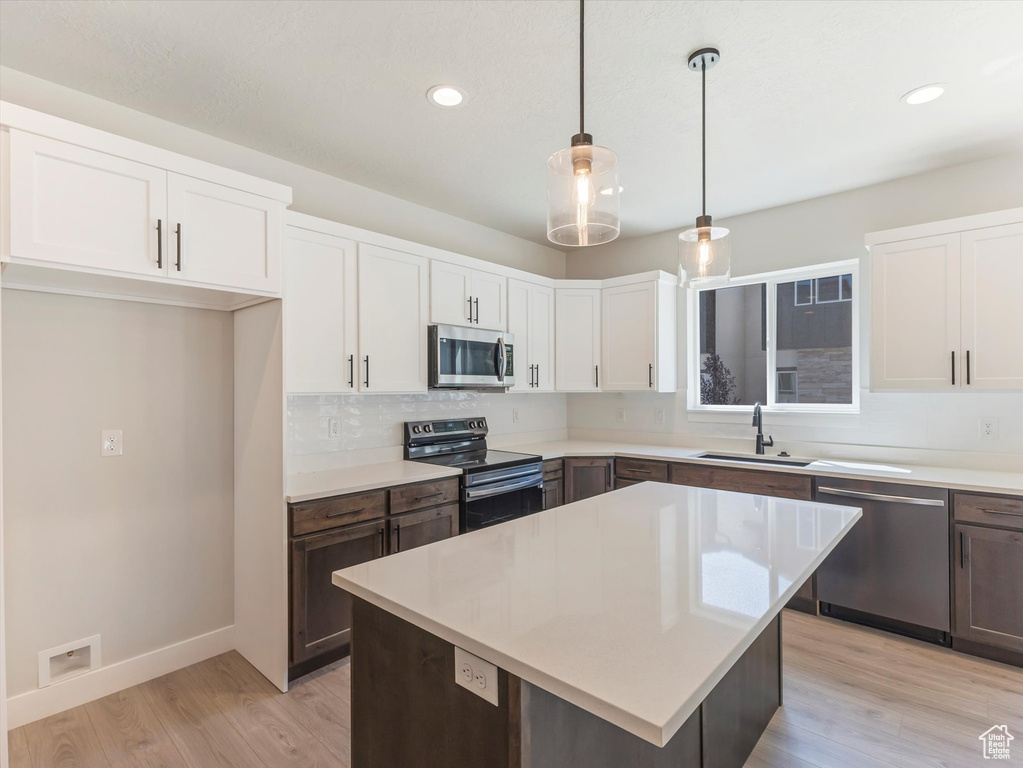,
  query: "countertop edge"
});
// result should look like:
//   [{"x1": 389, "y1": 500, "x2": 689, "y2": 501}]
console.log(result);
[
  {"x1": 333, "y1": 502, "x2": 863, "y2": 747},
  {"x1": 286, "y1": 463, "x2": 462, "y2": 504}
]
